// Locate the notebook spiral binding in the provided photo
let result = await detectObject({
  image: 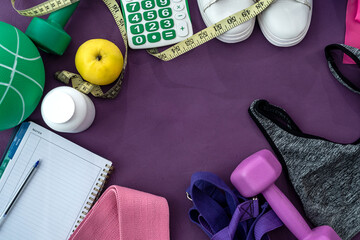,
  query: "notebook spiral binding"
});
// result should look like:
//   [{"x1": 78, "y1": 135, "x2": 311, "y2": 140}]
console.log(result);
[{"x1": 72, "y1": 164, "x2": 114, "y2": 233}]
